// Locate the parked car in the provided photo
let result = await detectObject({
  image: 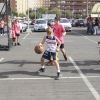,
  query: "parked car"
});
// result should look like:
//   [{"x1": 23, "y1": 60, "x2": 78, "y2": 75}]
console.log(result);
[
  {"x1": 19, "y1": 22, "x2": 28, "y2": 32},
  {"x1": 30, "y1": 20, "x2": 35, "y2": 25},
  {"x1": 47, "y1": 19, "x2": 55, "y2": 27},
  {"x1": 75, "y1": 19, "x2": 86, "y2": 27},
  {"x1": 23, "y1": 19, "x2": 31, "y2": 25},
  {"x1": 60, "y1": 18, "x2": 72, "y2": 32},
  {"x1": 34, "y1": 19, "x2": 48, "y2": 32}
]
